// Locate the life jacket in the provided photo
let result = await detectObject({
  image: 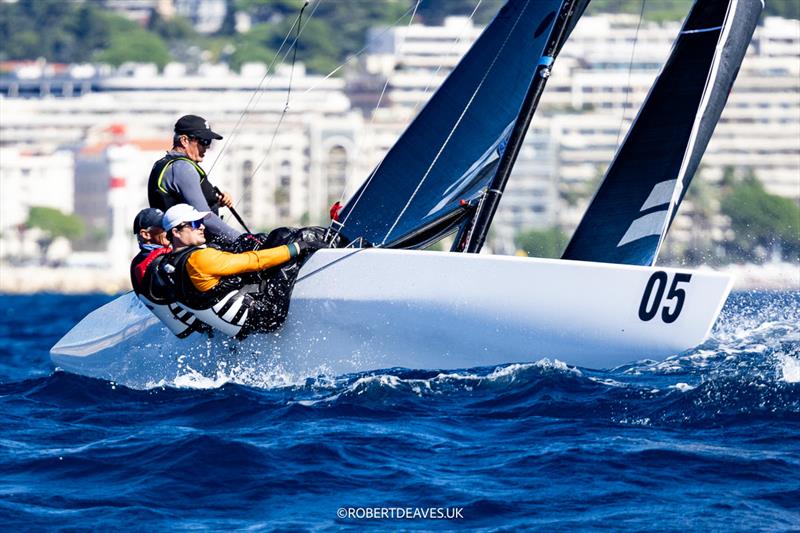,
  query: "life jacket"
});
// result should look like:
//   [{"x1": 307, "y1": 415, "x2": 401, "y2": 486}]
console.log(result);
[
  {"x1": 159, "y1": 245, "x2": 254, "y2": 337},
  {"x1": 130, "y1": 247, "x2": 207, "y2": 338},
  {"x1": 147, "y1": 154, "x2": 220, "y2": 213}
]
